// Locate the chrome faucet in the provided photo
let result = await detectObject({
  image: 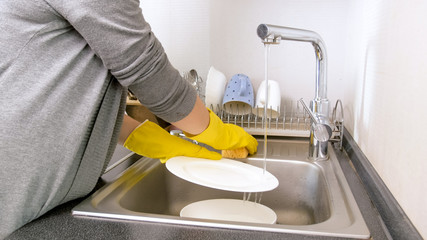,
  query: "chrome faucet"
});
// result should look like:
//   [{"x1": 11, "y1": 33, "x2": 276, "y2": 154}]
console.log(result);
[{"x1": 257, "y1": 24, "x2": 331, "y2": 160}]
